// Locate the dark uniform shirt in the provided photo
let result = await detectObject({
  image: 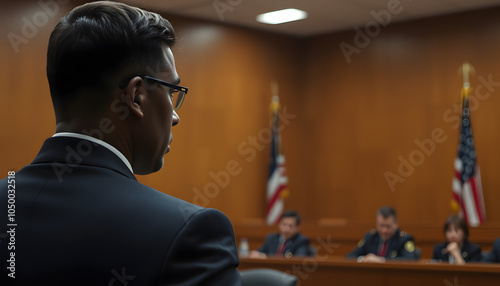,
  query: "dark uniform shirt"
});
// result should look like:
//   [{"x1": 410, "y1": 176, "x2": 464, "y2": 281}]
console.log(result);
[
  {"x1": 346, "y1": 228, "x2": 417, "y2": 260},
  {"x1": 432, "y1": 241, "x2": 482, "y2": 262}
]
